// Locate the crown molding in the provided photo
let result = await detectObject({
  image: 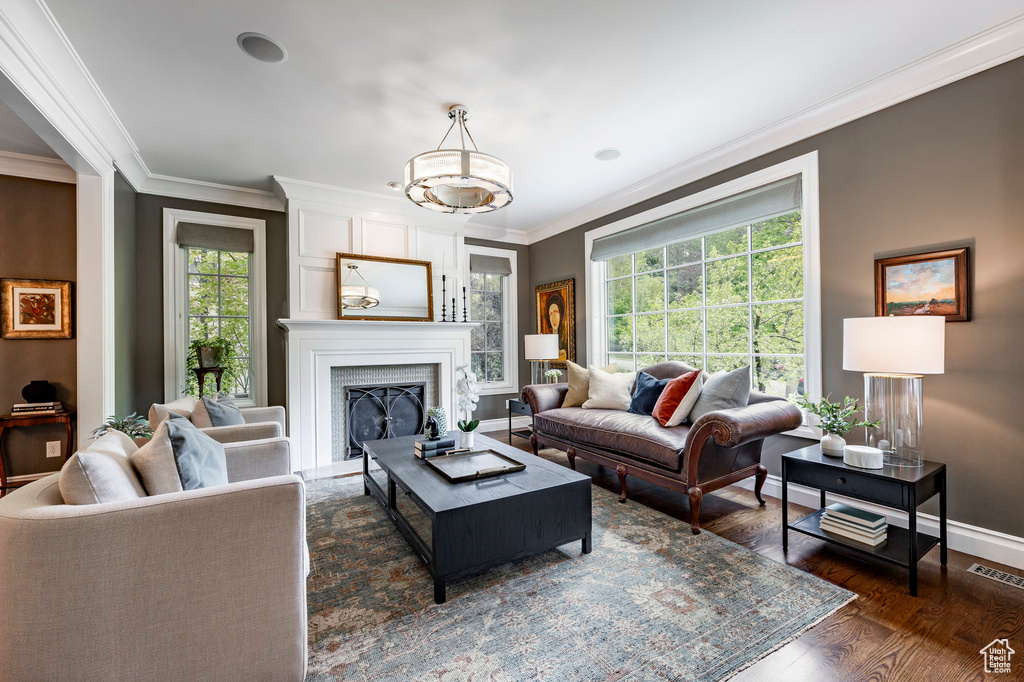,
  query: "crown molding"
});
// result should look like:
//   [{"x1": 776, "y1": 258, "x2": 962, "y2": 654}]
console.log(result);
[
  {"x1": 523, "y1": 12, "x2": 1024, "y2": 245},
  {"x1": 0, "y1": 149, "x2": 74, "y2": 183}
]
